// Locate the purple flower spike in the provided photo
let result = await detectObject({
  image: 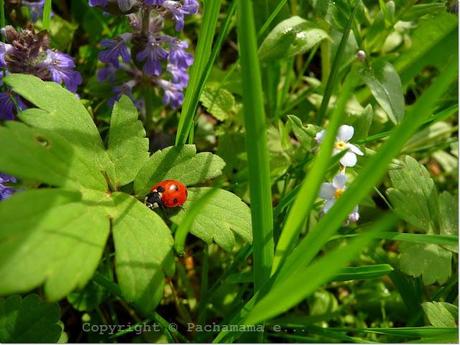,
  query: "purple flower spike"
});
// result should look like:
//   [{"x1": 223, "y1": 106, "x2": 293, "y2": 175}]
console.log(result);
[
  {"x1": 43, "y1": 50, "x2": 83, "y2": 93},
  {"x1": 0, "y1": 174, "x2": 16, "y2": 201},
  {"x1": 144, "y1": 0, "x2": 165, "y2": 5},
  {"x1": 0, "y1": 92, "x2": 17, "y2": 120},
  {"x1": 0, "y1": 43, "x2": 13, "y2": 68},
  {"x1": 167, "y1": 64, "x2": 189, "y2": 88},
  {"x1": 99, "y1": 35, "x2": 132, "y2": 67},
  {"x1": 158, "y1": 79, "x2": 183, "y2": 108},
  {"x1": 136, "y1": 35, "x2": 168, "y2": 76}
]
